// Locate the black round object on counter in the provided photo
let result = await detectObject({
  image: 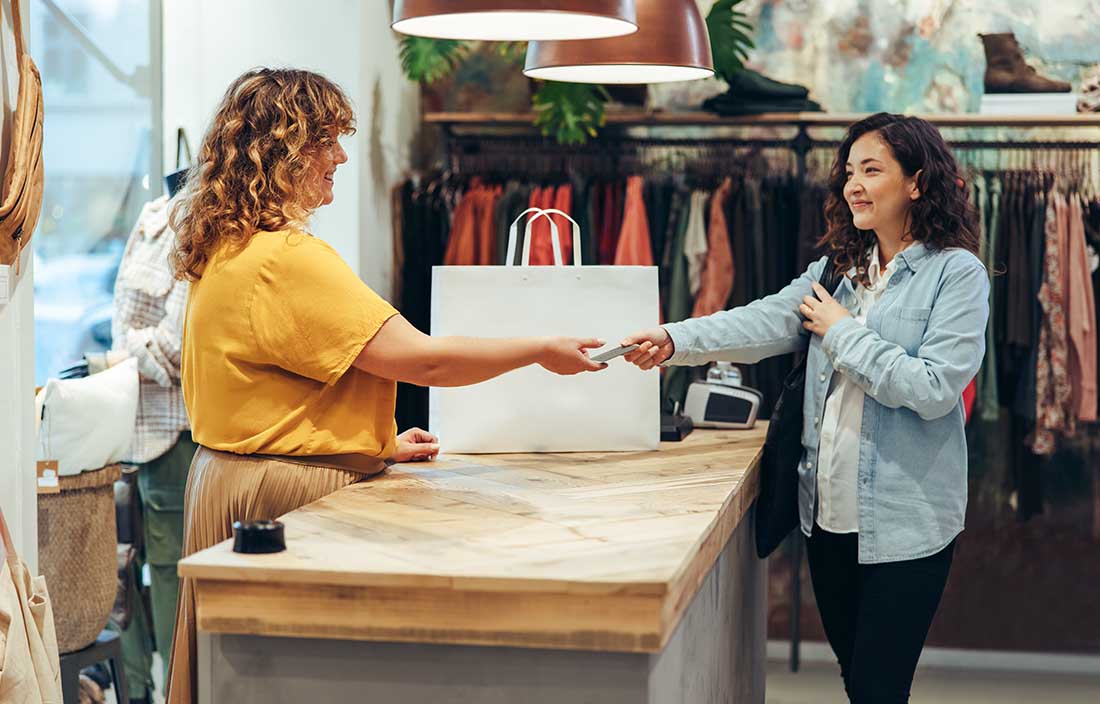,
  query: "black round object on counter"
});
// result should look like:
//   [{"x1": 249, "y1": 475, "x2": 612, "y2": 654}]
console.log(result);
[{"x1": 232, "y1": 519, "x2": 286, "y2": 554}]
